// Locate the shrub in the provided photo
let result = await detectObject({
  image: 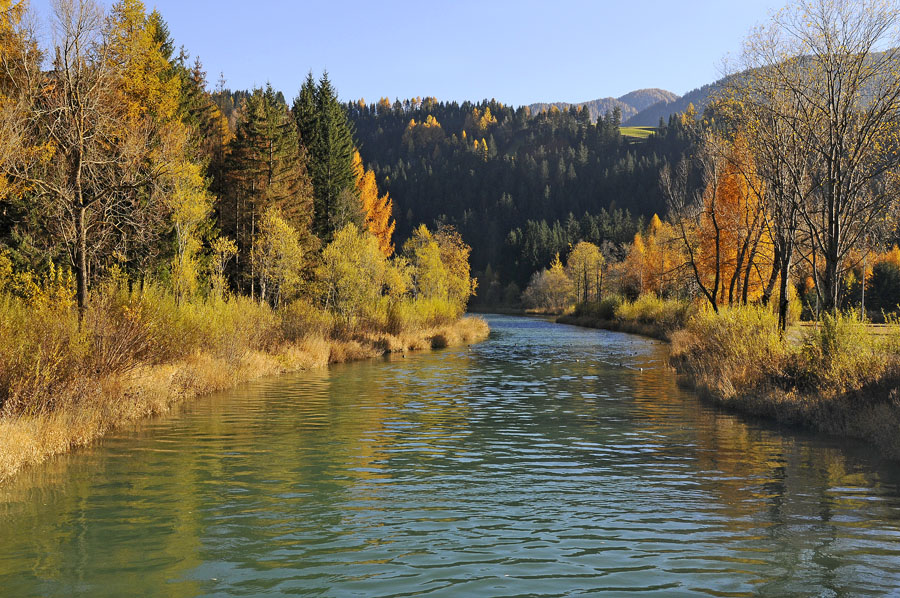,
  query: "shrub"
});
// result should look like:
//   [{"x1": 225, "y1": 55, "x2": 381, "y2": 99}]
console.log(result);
[
  {"x1": 280, "y1": 299, "x2": 334, "y2": 341},
  {"x1": 615, "y1": 294, "x2": 695, "y2": 330},
  {"x1": 792, "y1": 311, "x2": 898, "y2": 392},
  {"x1": 670, "y1": 304, "x2": 788, "y2": 397},
  {"x1": 574, "y1": 295, "x2": 623, "y2": 320}
]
